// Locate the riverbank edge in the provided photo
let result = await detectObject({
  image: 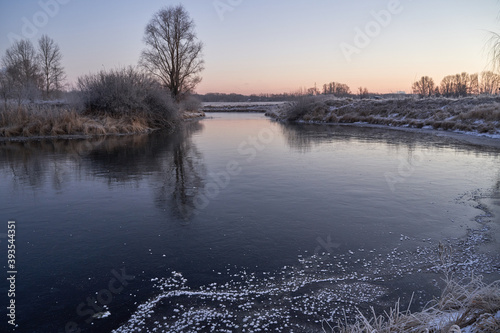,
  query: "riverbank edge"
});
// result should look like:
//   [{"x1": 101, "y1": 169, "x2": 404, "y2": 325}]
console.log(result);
[
  {"x1": 265, "y1": 97, "x2": 500, "y2": 149},
  {"x1": 0, "y1": 110, "x2": 205, "y2": 143}
]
